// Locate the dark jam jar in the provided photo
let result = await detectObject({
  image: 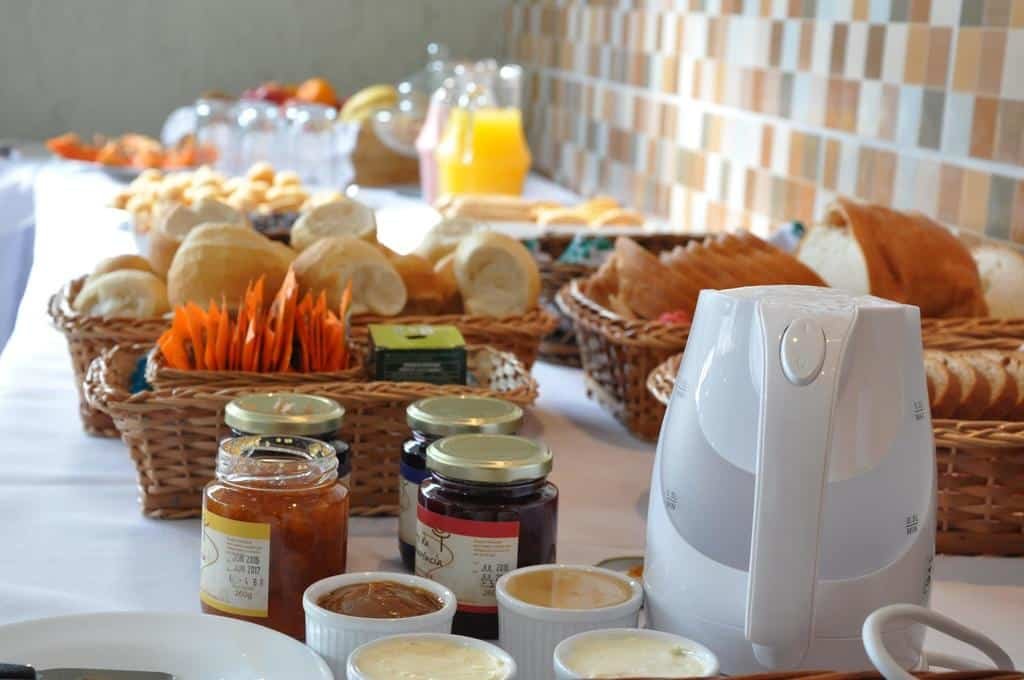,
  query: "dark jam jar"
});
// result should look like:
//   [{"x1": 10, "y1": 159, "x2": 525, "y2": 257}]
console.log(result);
[
  {"x1": 415, "y1": 434, "x2": 557, "y2": 640},
  {"x1": 399, "y1": 396, "x2": 524, "y2": 571},
  {"x1": 225, "y1": 393, "x2": 351, "y2": 488}
]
